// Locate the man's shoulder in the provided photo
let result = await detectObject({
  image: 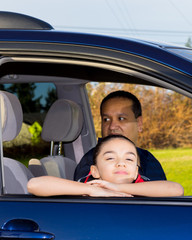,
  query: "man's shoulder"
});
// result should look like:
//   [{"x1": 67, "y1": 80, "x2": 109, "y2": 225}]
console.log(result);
[
  {"x1": 81, "y1": 147, "x2": 95, "y2": 161},
  {"x1": 137, "y1": 147, "x2": 166, "y2": 180},
  {"x1": 136, "y1": 147, "x2": 156, "y2": 160}
]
